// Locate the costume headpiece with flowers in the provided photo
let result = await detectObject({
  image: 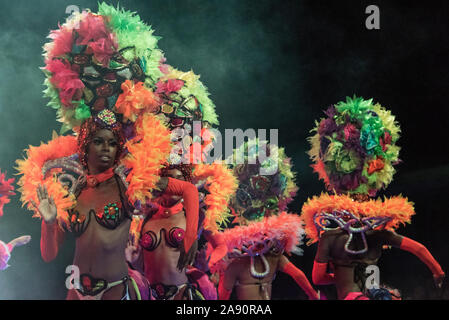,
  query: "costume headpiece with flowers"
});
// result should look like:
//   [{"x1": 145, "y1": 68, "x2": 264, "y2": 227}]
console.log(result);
[
  {"x1": 42, "y1": 2, "x2": 164, "y2": 134},
  {"x1": 154, "y1": 66, "x2": 219, "y2": 131},
  {"x1": 308, "y1": 95, "x2": 401, "y2": 196},
  {"x1": 18, "y1": 3, "x2": 233, "y2": 255},
  {"x1": 227, "y1": 139, "x2": 298, "y2": 225},
  {"x1": 301, "y1": 96, "x2": 415, "y2": 251},
  {"x1": 17, "y1": 4, "x2": 172, "y2": 227}
]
